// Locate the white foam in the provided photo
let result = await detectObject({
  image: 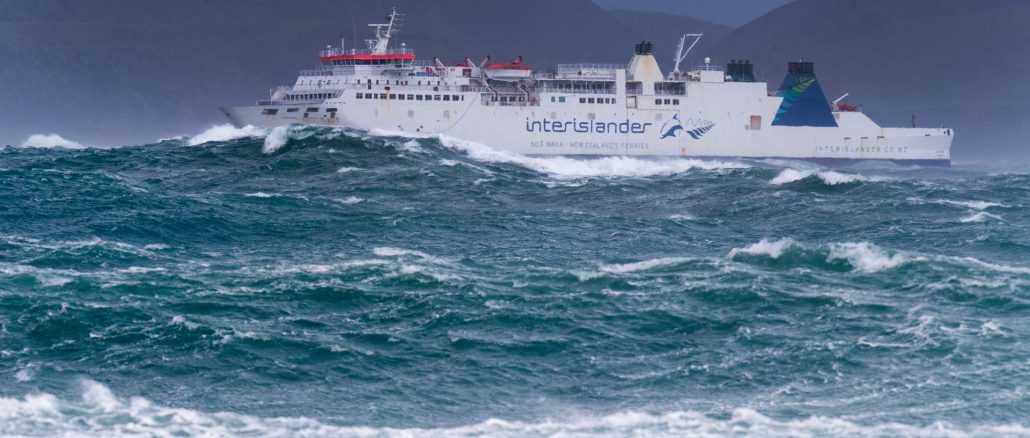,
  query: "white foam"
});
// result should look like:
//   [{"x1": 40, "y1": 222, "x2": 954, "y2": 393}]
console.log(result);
[
  {"x1": 262, "y1": 125, "x2": 290, "y2": 154},
  {"x1": 244, "y1": 192, "x2": 275, "y2": 198},
  {"x1": 14, "y1": 366, "x2": 34, "y2": 382},
  {"x1": 21, "y1": 133, "x2": 86, "y2": 149},
  {"x1": 187, "y1": 124, "x2": 266, "y2": 146},
  {"x1": 935, "y1": 199, "x2": 1008, "y2": 210},
  {"x1": 335, "y1": 196, "x2": 364, "y2": 205},
  {"x1": 770, "y1": 169, "x2": 882, "y2": 185},
  {"x1": 600, "y1": 257, "x2": 692, "y2": 274},
  {"x1": 438, "y1": 135, "x2": 747, "y2": 179},
  {"x1": 827, "y1": 242, "x2": 915, "y2": 273},
  {"x1": 729, "y1": 238, "x2": 797, "y2": 259},
  {"x1": 373, "y1": 247, "x2": 431, "y2": 258},
  {"x1": 960, "y1": 212, "x2": 1002, "y2": 223},
  {"x1": 336, "y1": 167, "x2": 361, "y2": 173},
  {"x1": 0, "y1": 385, "x2": 1025, "y2": 438}
]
